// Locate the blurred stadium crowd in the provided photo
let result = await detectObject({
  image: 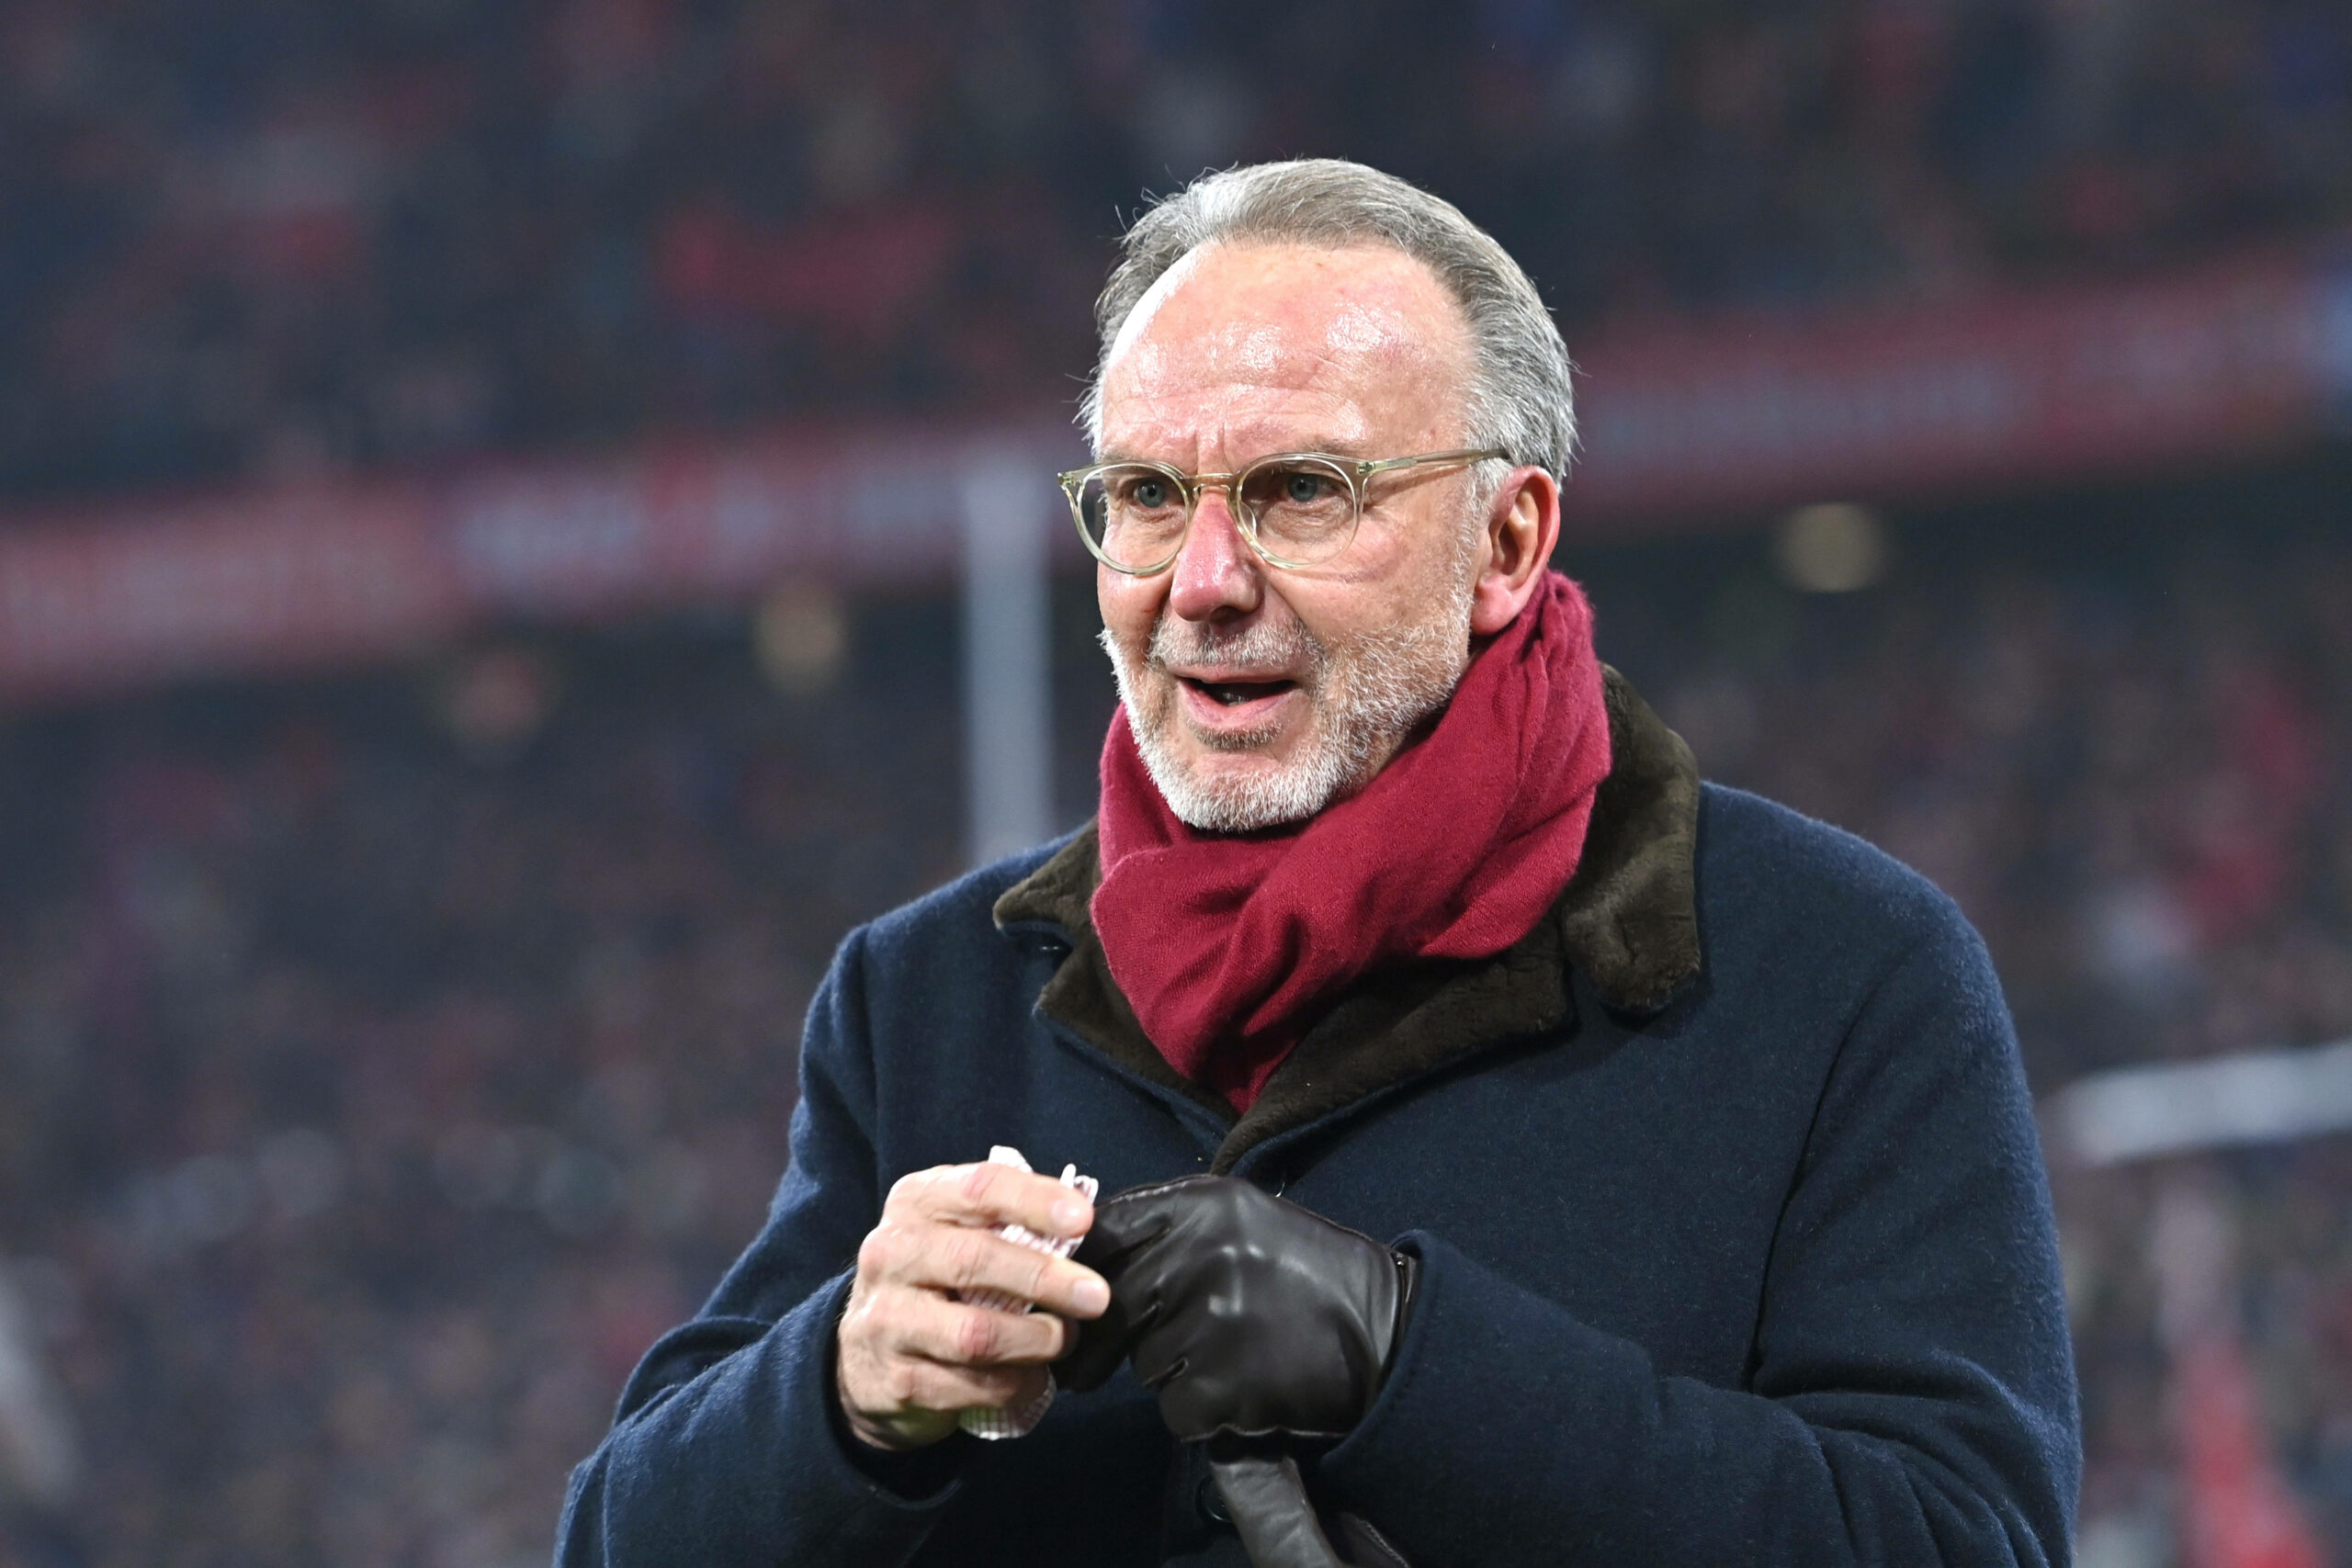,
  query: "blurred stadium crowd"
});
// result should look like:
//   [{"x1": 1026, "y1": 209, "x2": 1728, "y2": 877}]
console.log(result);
[
  {"x1": 0, "y1": 502, "x2": 2344, "y2": 1564},
  {"x1": 4, "y1": 1, "x2": 2352, "y2": 1565},
  {"x1": 3, "y1": 0, "x2": 2349, "y2": 502},
  {"x1": 0, "y1": 604, "x2": 972, "y2": 1565}
]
